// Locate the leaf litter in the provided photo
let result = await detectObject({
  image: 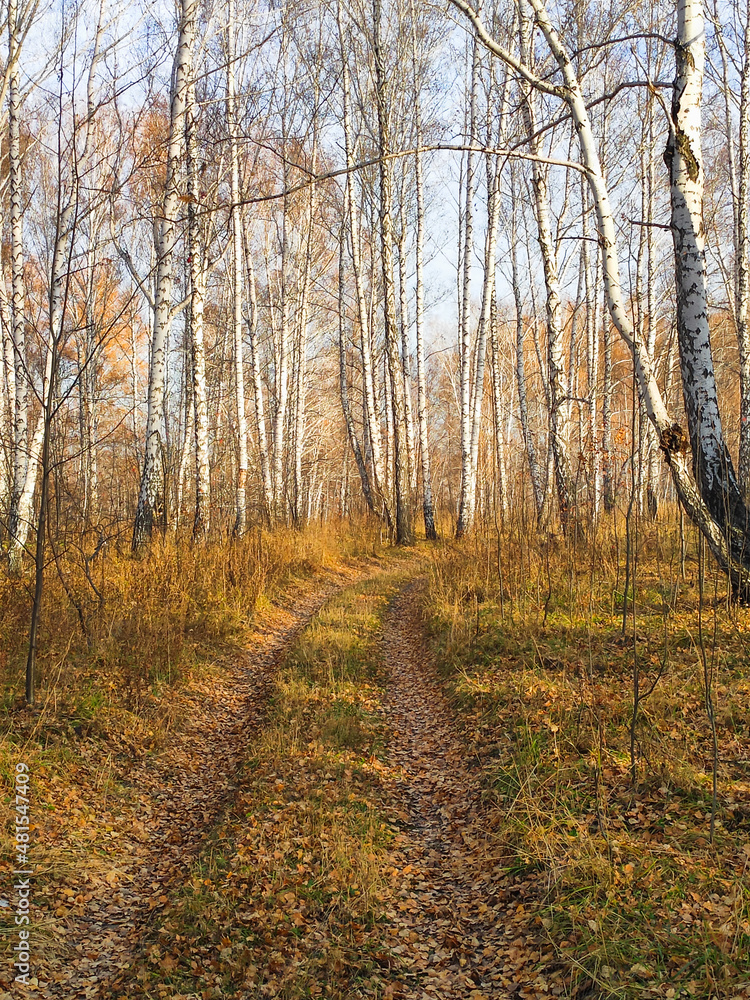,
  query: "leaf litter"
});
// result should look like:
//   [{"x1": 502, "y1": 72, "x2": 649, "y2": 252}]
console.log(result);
[{"x1": 0, "y1": 563, "x2": 375, "y2": 1000}]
